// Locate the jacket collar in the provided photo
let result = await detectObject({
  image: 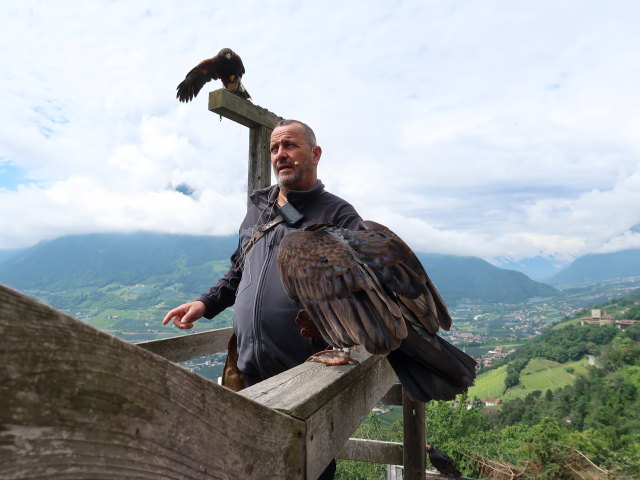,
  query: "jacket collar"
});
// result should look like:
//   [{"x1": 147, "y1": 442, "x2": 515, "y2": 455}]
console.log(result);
[{"x1": 250, "y1": 180, "x2": 326, "y2": 210}]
